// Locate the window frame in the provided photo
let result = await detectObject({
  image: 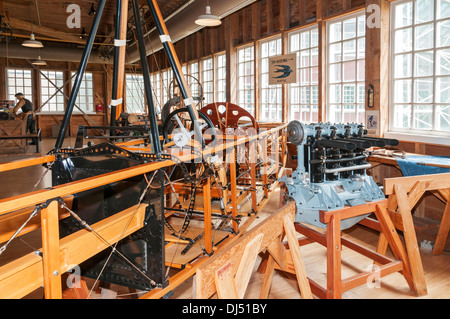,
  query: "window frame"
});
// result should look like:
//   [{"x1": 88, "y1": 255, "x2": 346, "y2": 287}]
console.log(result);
[
  {"x1": 125, "y1": 73, "x2": 146, "y2": 114},
  {"x1": 325, "y1": 10, "x2": 366, "y2": 124},
  {"x1": 287, "y1": 25, "x2": 320, "y2": 123},
  {"x1": 39, "y1": 69, "x2": 66, "y2": 113},
  {"x1": 71, "y1": 71, "x2": 95, "y2": 114},
  {"x1": 6, "y1": 67, "x2": 34, "y2": 108},
  {"x1": 259, "y1": 35, "x2": 283, "y2": 123},
  {"x1": 236, "y1": 43, "x2": 256, "y2": 116},
  {"x1": 388, "y1": 0, "x2": 450, "y2": 138},
  {"x1": 214, "y1": 52, "x2": 227, "y2": 102},
  {"x1": 202, "y1": 56, "x2": 214, "y2": 105}
]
